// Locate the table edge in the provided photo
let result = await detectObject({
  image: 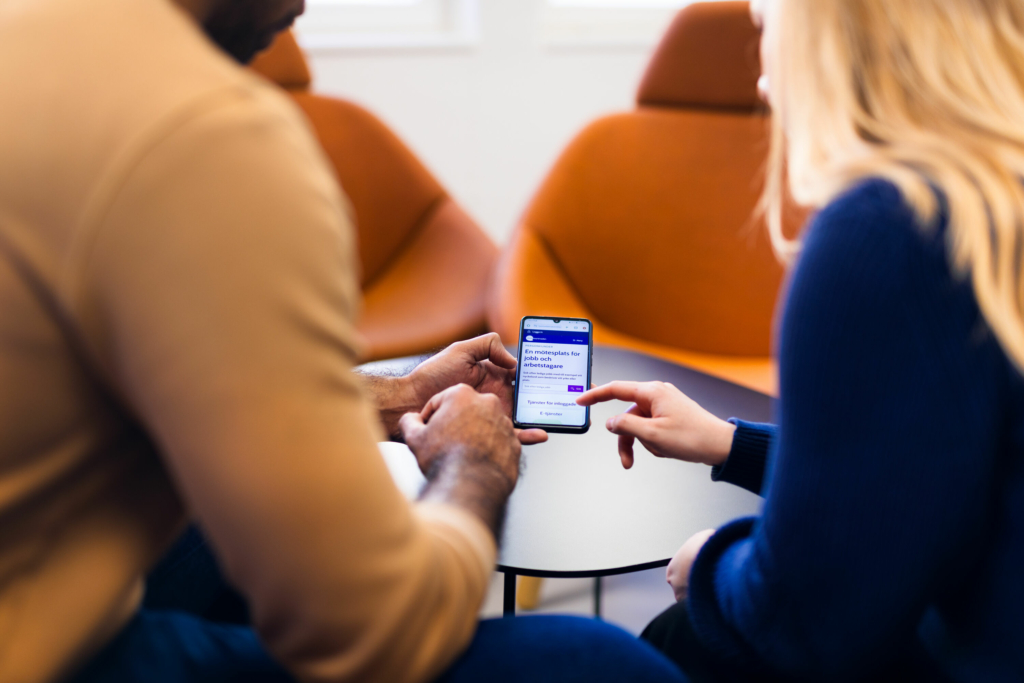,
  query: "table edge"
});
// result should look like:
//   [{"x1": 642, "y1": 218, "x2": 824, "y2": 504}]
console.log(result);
[{"x1": 496, "y1": 558, "x2": 670, "y2": 578}]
